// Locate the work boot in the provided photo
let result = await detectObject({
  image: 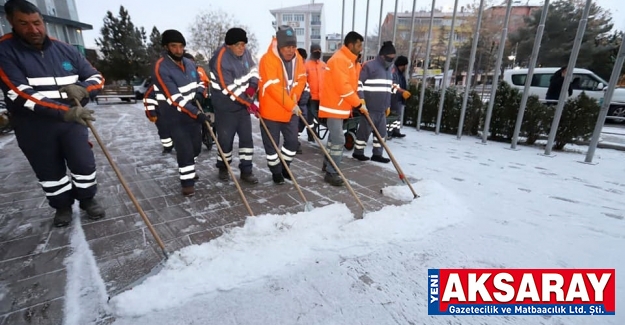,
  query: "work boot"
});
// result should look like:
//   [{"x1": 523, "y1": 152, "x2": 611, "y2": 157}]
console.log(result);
[
  {"x1": 182, "y1": 186, "x2": 195, "y2": 197},
  {"x1": 282, "y1": 168, "x2": 292, "y2": 180},
  {"x1": 79, "y1": 198, "x2": 106, "y2": 220},
  {"x1": 324, "y1": 172, "x2": 344, "y2": 186},
  {"x1": 321, "y1": 162, "x2": 327, "y2": 172},
  {"x1": 194, "y1": 174, "x2": 199, "y2": 180},
  {"x1": 240, "y1": 172, "x2": 259, "y2": 184},
  {"x1": 53, "y1": 207, "x2": 73, "y2": 227},
  {"x1": 352, "y1": 153, "x2": 370, "y2": 161},
  {"x1": 371, "y1": 155, "x2": 391, "y2": 163},
  {"x1": 272, "y1": 173, "x2": 285, "y2": 185},
  {"x1": 162, "y1": 146, "x2": 173, "y2": 154},
  {"x1": 218, "y1": 167, "x2": 229, "y2": 181},
  {"x1": 392, "y1": 129, "x2": 406, "y2": 138}
]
